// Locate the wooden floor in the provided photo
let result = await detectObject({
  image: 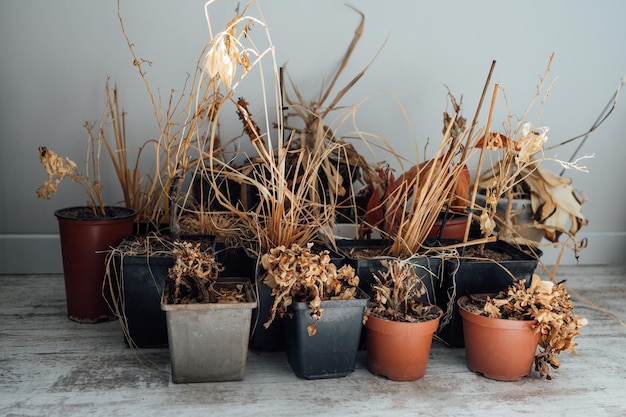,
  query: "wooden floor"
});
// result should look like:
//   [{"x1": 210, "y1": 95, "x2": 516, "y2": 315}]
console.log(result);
[{"x1": 2, "y1": 265, "x2": 626, "y2": 417}]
